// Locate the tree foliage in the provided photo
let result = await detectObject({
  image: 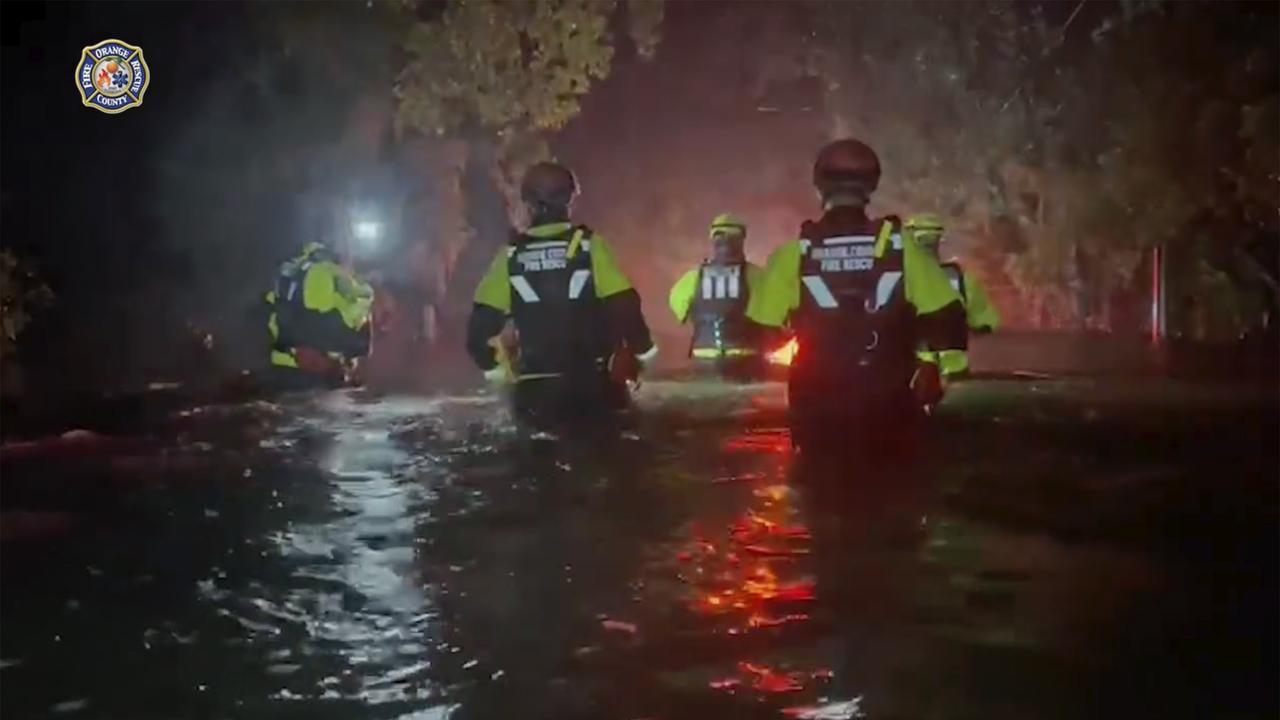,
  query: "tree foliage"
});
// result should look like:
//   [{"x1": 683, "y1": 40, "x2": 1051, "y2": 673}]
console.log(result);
[
  {"x1": 808, "y1": 0, "x2": 1278, "y2": 332},
  {"x1": 397, "y1": 0, "x2": 618, "y2": 137},
  {"x1": 0, "y1": 250, "x2": 52, "y2": 360},
  {"x1": 395, "y1": 0, "x2": 667, "y2": 324}
]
